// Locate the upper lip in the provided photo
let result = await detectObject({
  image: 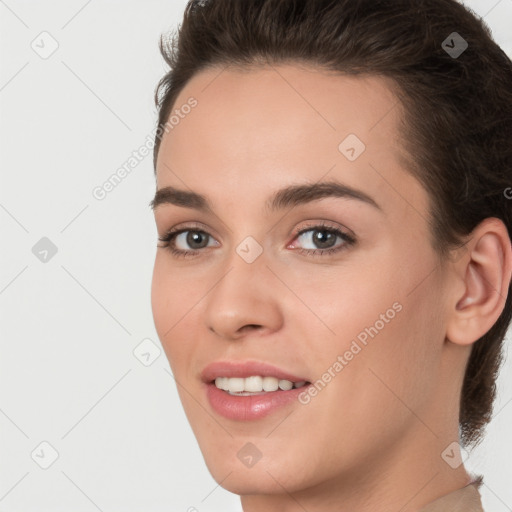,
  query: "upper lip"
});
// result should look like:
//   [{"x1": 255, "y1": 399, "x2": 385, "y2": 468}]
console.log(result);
[{"x1": 201, "y1": 360, "x2": 309, "y2": 383}]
